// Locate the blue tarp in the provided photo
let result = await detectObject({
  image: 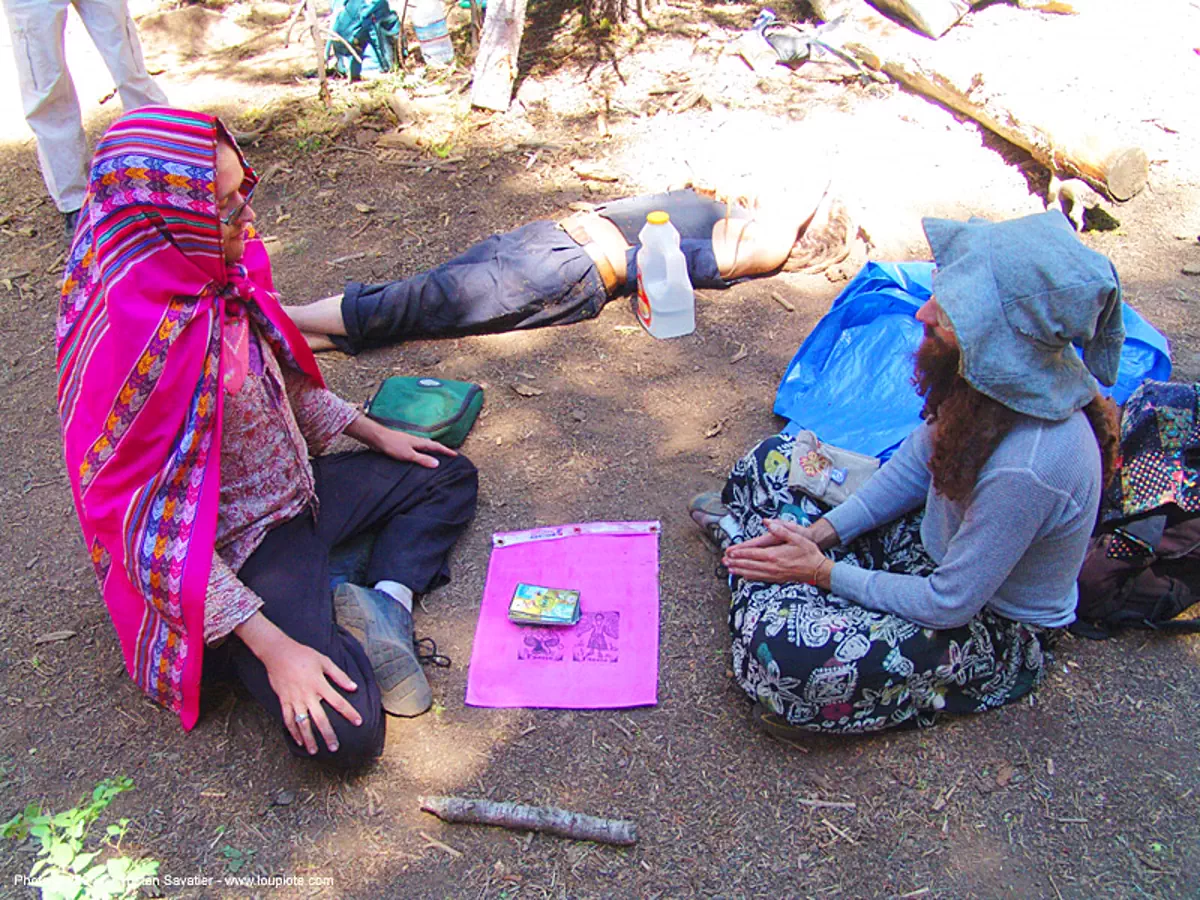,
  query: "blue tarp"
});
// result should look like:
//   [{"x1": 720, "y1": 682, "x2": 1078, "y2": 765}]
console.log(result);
[{"x1": 774, "y1": 261, "x2": 1172, "y2": 460}]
